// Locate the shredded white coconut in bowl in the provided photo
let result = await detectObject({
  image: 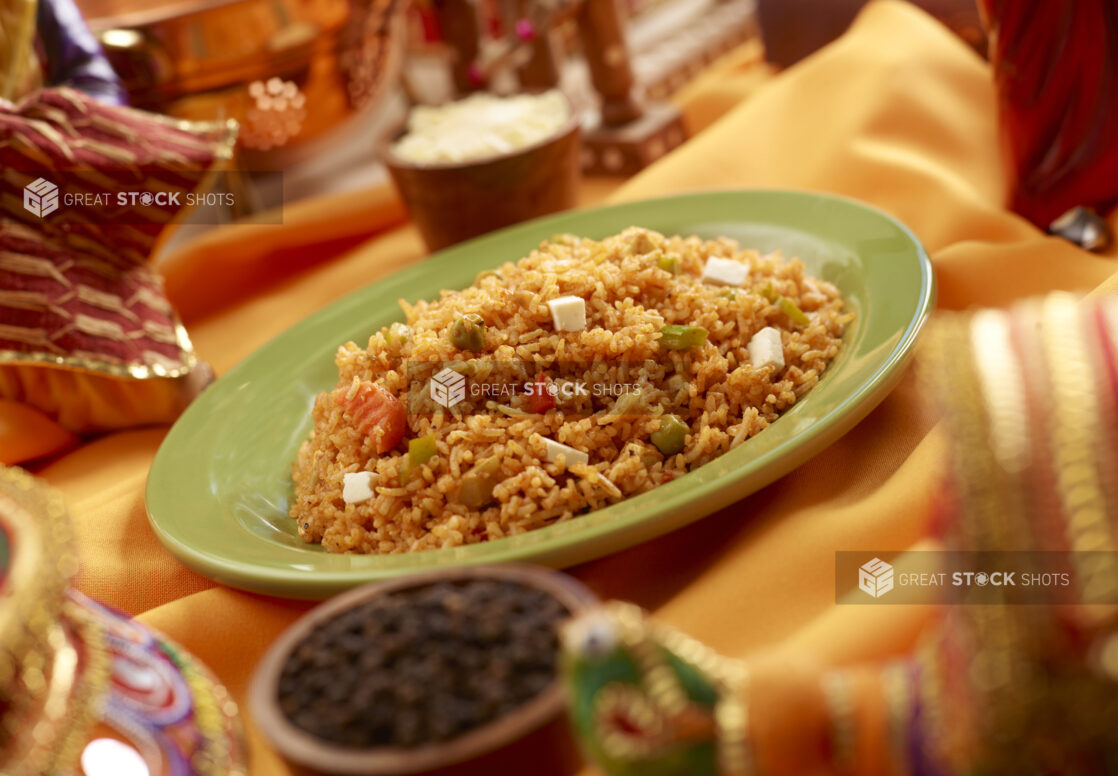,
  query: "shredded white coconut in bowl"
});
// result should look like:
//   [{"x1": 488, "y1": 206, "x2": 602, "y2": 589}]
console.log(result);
[{"x1": 390, "y1": 90, "x2": 572, "y2": 165}]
